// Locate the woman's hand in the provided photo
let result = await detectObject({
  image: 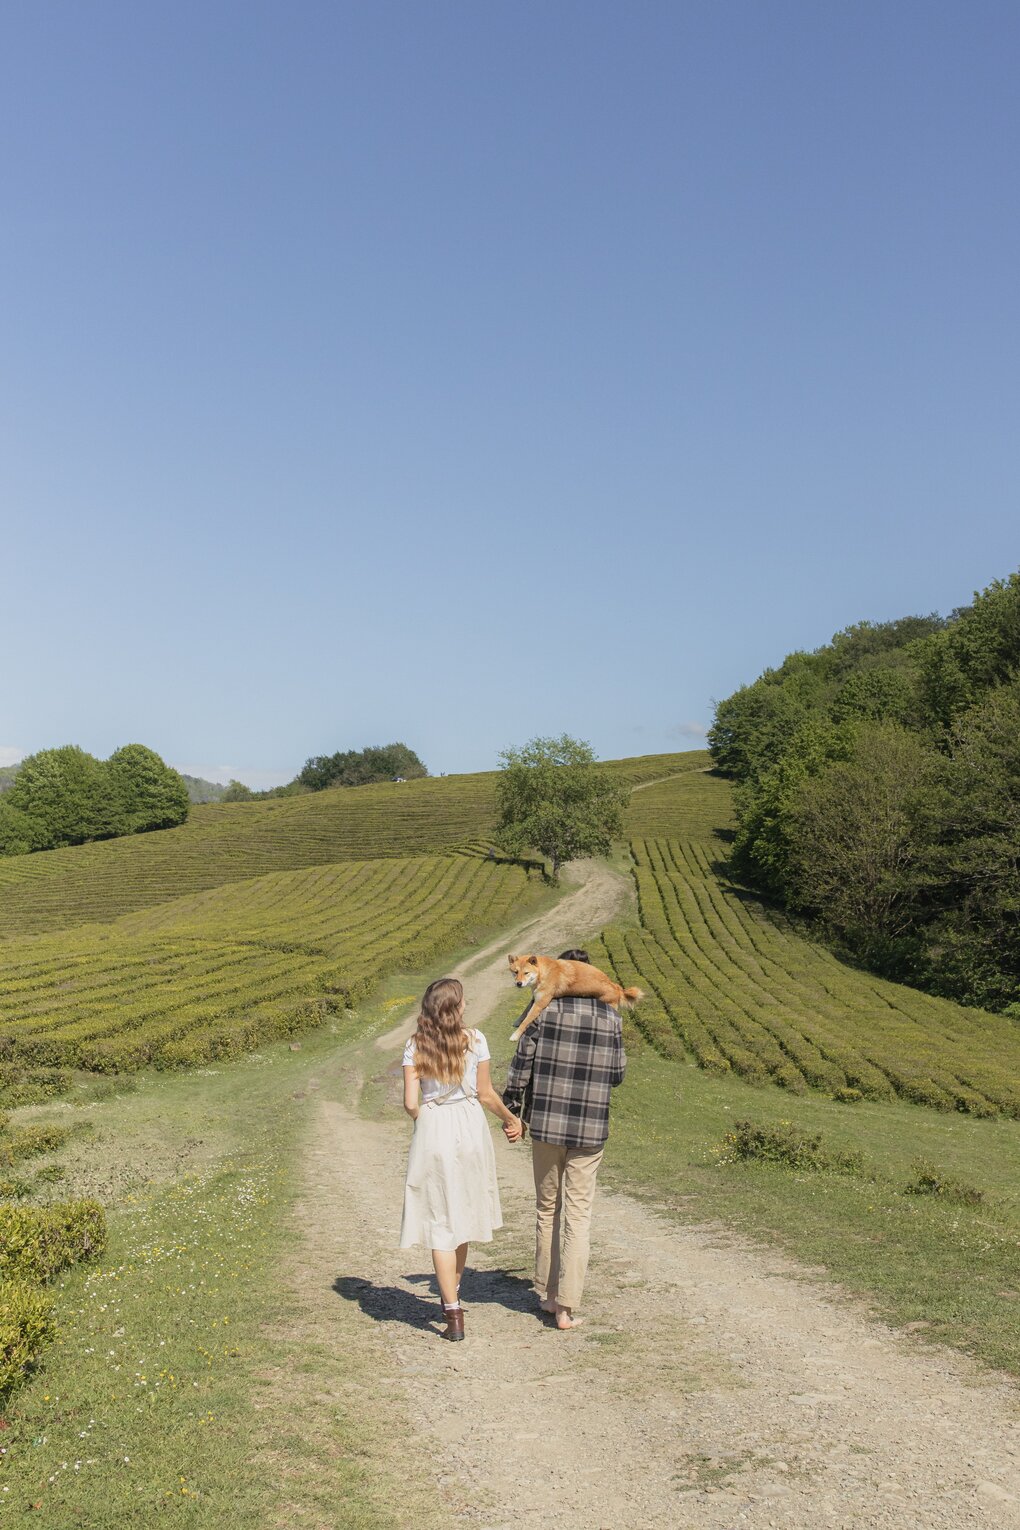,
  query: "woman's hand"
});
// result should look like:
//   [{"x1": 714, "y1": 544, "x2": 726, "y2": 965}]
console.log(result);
[{"x1": 503, "y1": 1116, "x2": 523, "y2": 1143}]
